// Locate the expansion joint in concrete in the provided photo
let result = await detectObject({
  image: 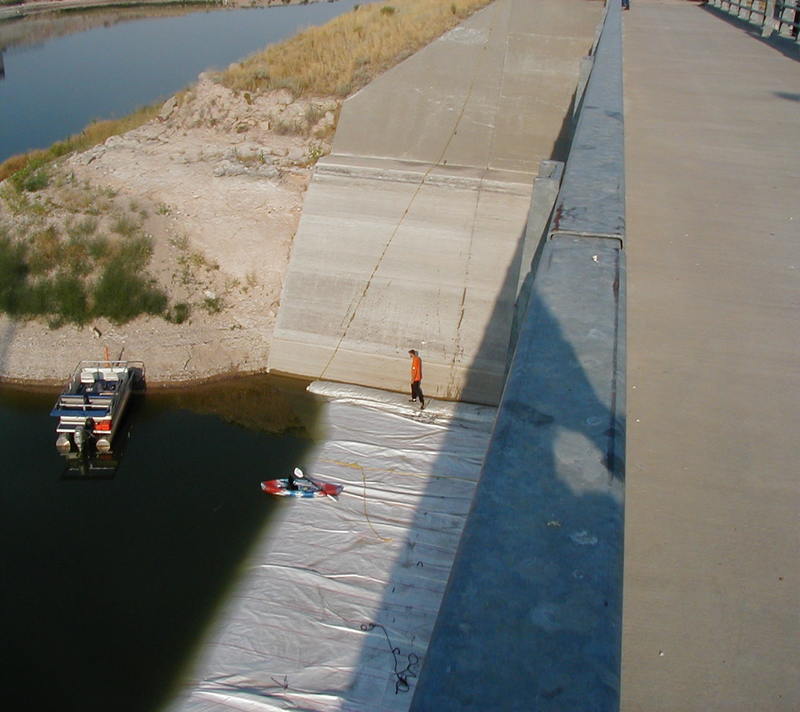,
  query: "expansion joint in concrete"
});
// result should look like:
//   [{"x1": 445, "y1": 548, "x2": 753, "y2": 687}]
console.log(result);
[{"x1": 548, "y1": 230, "x2": 625, "y2": 249}]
